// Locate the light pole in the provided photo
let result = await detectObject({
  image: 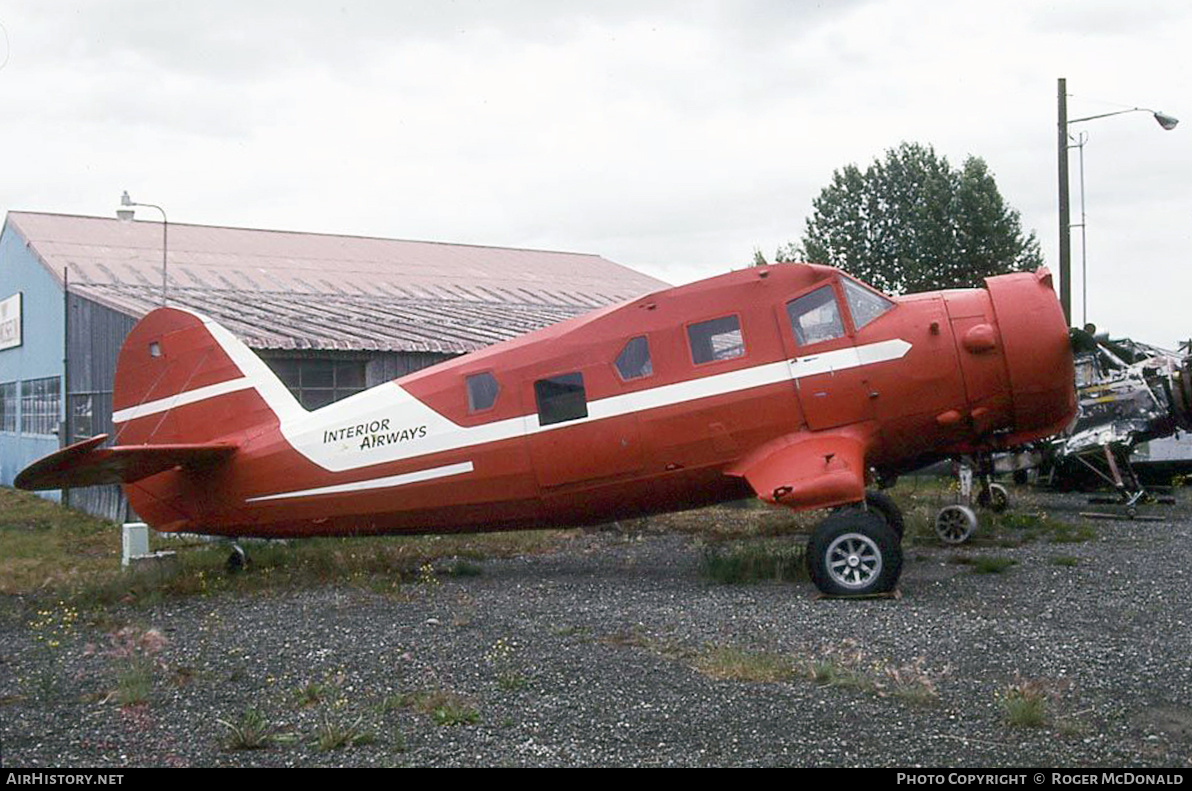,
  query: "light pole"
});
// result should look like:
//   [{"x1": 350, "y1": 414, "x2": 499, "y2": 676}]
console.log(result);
[
  {"x1": 117, "y1": 191, "x2": 169, "y2": 306},
  {"x1": 1057, "y1": 78, "x2": 1178, "y2": 325}
]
